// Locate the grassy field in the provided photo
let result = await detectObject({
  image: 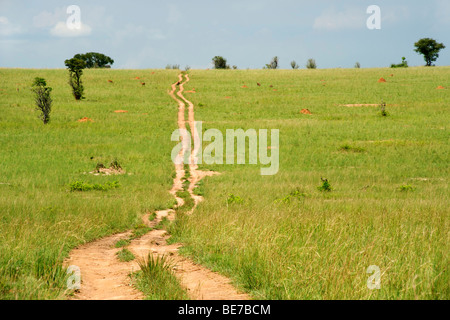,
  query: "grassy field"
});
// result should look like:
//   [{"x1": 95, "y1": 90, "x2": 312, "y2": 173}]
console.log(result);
[
  {"x1": 0, "y1": 67, "x2": 448, "y2": 299},
  {"x1": 0, "y1": 68, "x2": 179, "y2": 299}
]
